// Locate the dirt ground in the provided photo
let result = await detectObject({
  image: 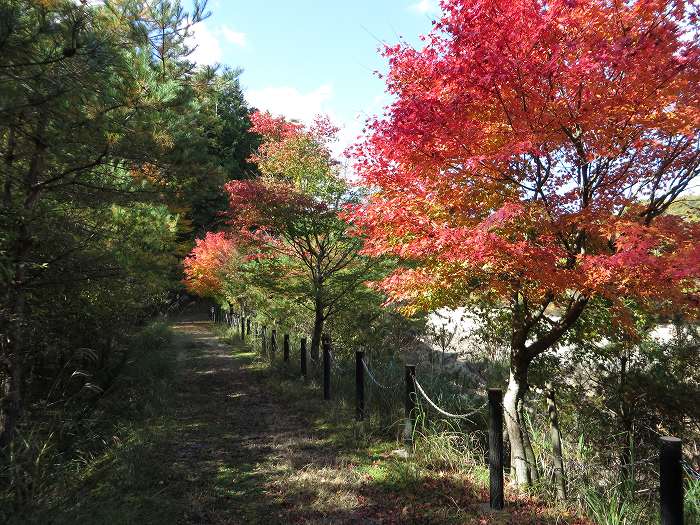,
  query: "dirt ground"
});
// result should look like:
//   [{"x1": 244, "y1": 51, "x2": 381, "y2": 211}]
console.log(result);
[{"x1": 130, "y1": 312, "x2": 587, "y2": 525}]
